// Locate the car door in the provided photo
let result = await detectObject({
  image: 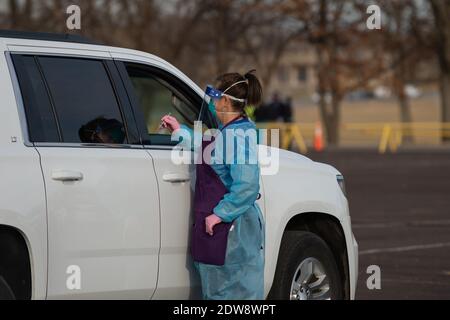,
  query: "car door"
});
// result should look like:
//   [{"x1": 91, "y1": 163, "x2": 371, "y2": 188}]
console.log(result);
[
  {"x1": 11, "y1": 53, "x2": 160, "y2": 299},
  {"x1": 114, "y1": 59, "x2": 211, "y2": 299}
]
